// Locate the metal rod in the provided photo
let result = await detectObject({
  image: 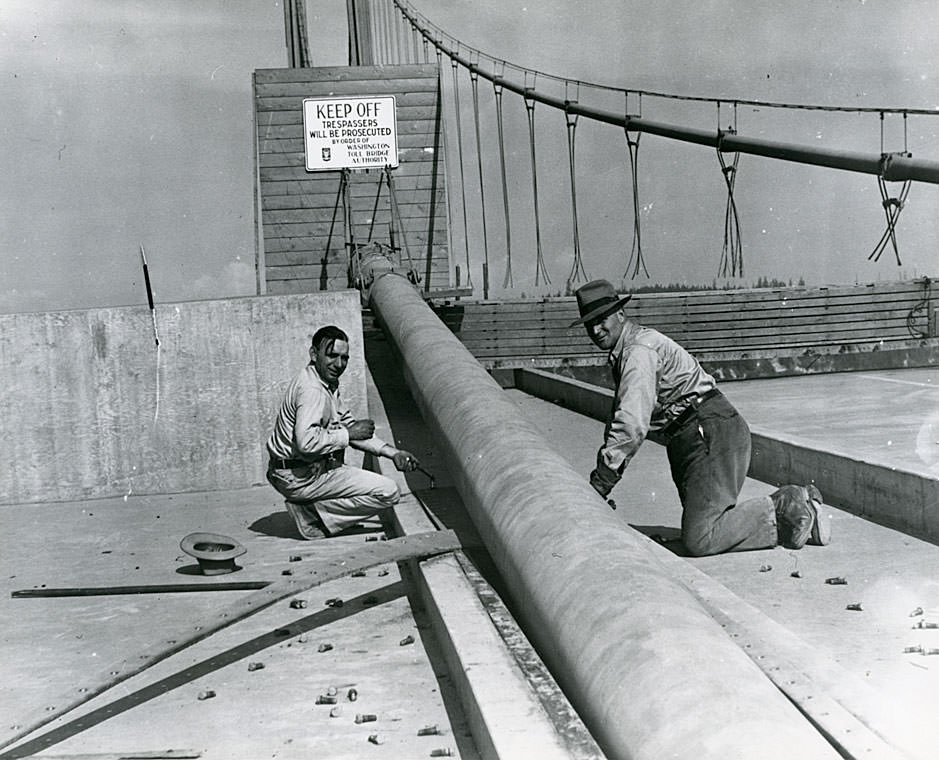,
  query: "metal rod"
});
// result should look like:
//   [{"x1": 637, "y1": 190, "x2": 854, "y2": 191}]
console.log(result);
[
  {"x1": 12, "y1": 582, "x2": 271, "y2": 598},
  {"x1": 139, "y1": 245, "x2": 160, "y2": 347}
]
